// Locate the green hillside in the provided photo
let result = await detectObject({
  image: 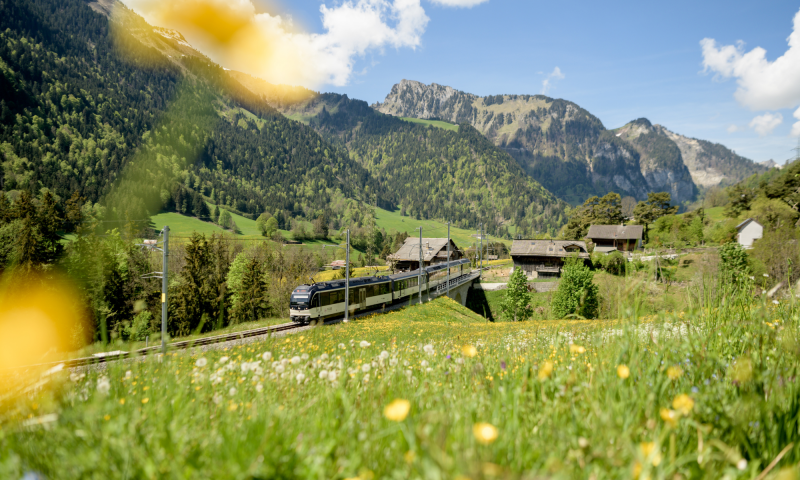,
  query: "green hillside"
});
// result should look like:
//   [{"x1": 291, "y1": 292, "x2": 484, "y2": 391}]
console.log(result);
[{"x1": 399, "y1": 117, "x2": 459, "y2": 131}]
